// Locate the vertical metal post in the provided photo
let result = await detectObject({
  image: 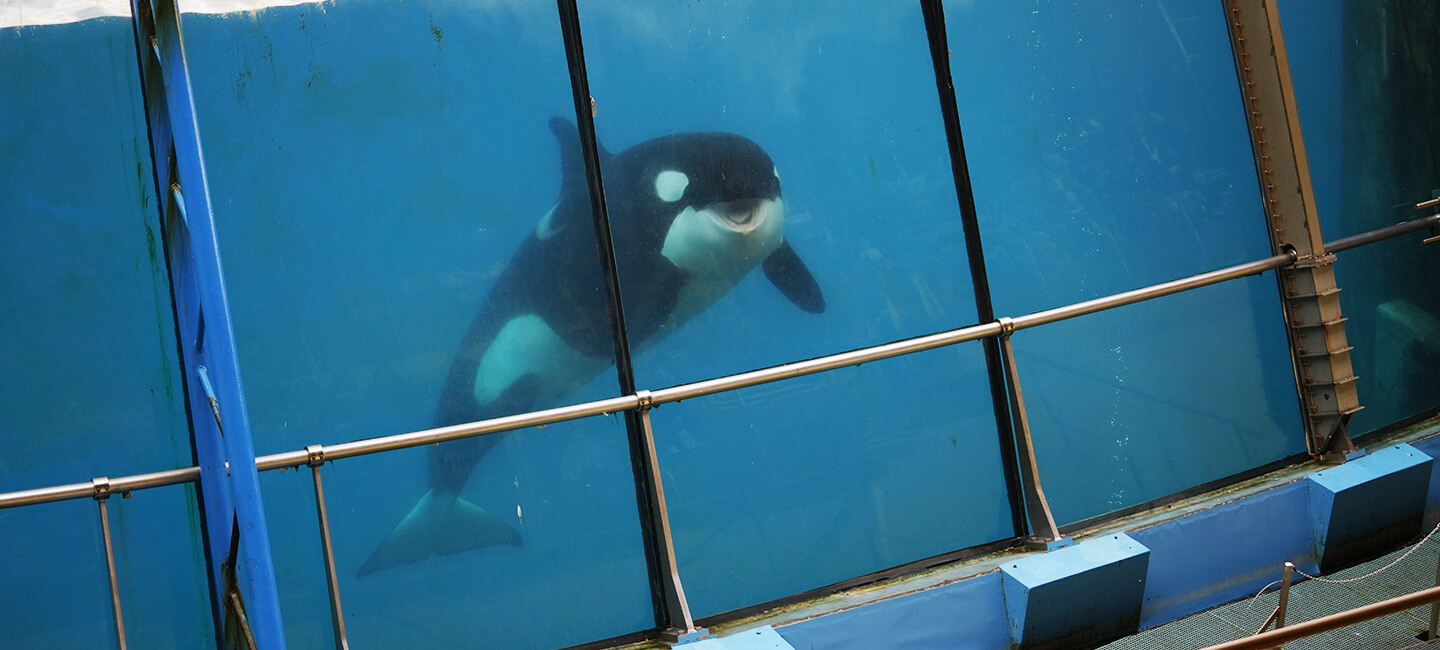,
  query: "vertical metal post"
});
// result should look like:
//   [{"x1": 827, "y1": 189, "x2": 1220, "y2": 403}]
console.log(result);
[
  {"x1": 1224, "y1": 0, "x2": 1362, "y2": 462},
  {"x1": 128, "y1": 0, "x2": 287, "y2": 644},
  {"x1": 1253, "y1": 561, "x2": 1296, "y2": 649},
  {"x1": 1276, "y1": 562, "x2": 1294, "y2": 631},
  {"x1": 917, "y1": 0, "x2": 1030, "y2": 539},
  {"x1": 93, "y1": 478, "x2": 128, "y2": 650},
  {"x1": 552, "y1": 0, "x2": 698, "y2": 638},
  {"x1": 996, "y1": 320, "x2": 1068, "y2": 549},
  {"x1": 634, "y1": 392, "x2": 706, "y2": 643},
  {"x1": 306, "y1": 446, "x2": 349, "y2": 650},
  {"x1": 1428, "y1": 549, "x2": 1440, "y2": 640}
]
